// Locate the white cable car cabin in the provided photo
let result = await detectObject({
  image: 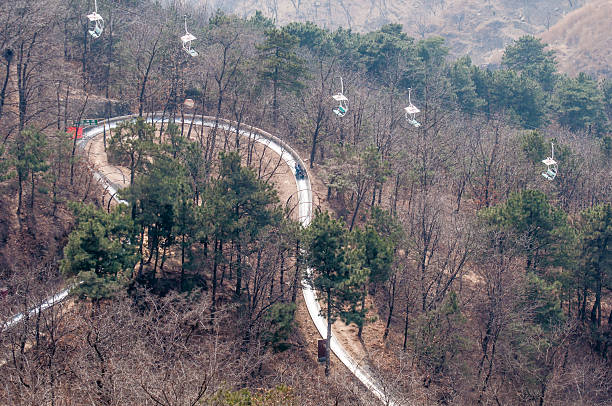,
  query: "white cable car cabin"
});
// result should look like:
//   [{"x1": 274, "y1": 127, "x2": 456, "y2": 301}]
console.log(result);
[
  {"x1": 181, "y1": 16, "x2": 198, "y2": 57},
  {"x1": 332, "y1": 77, "x2": 348, "y2": 117},
  {"x1": 541, "y1": 143, "x2": 558, "y2": 180},
  {"x1": 404, "y1": 88, "x2": 421, "y2": 127},
  {"x1": 86, "y1": 0, "x2": 104, "y2": 39}
]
